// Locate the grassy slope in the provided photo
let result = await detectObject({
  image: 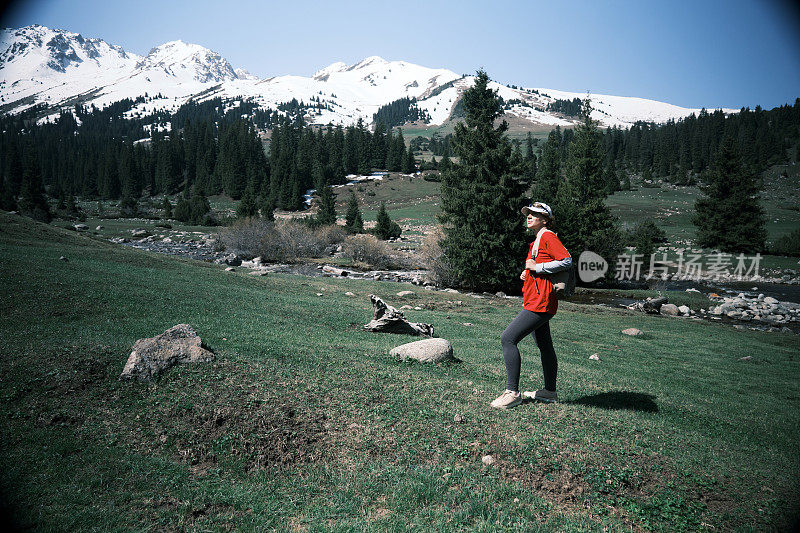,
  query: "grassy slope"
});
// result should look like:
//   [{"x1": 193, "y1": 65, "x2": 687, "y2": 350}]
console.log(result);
[{"x1": 1, "y1": 212, "x2": 799, "y2": 531}]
